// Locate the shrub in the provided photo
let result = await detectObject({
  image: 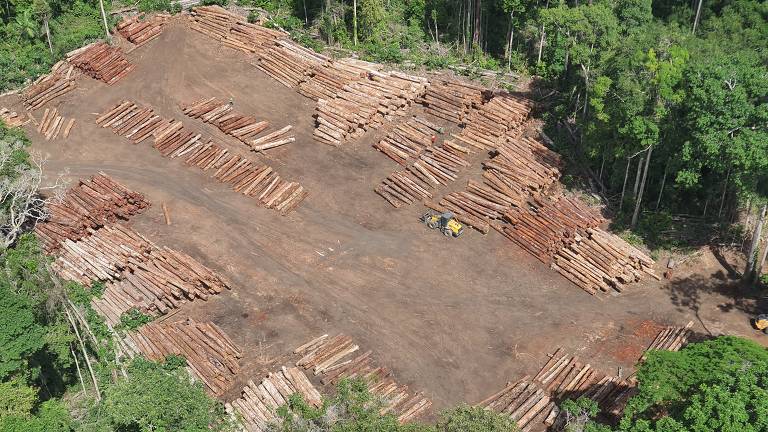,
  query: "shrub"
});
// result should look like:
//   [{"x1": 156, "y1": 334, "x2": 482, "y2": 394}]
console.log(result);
[
  {"x1": 117, "y1": 308, "x2": 153, "y2": 330},
  {"x1": 436, "y1": 405, "x2": 517, "y2": 431}
]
